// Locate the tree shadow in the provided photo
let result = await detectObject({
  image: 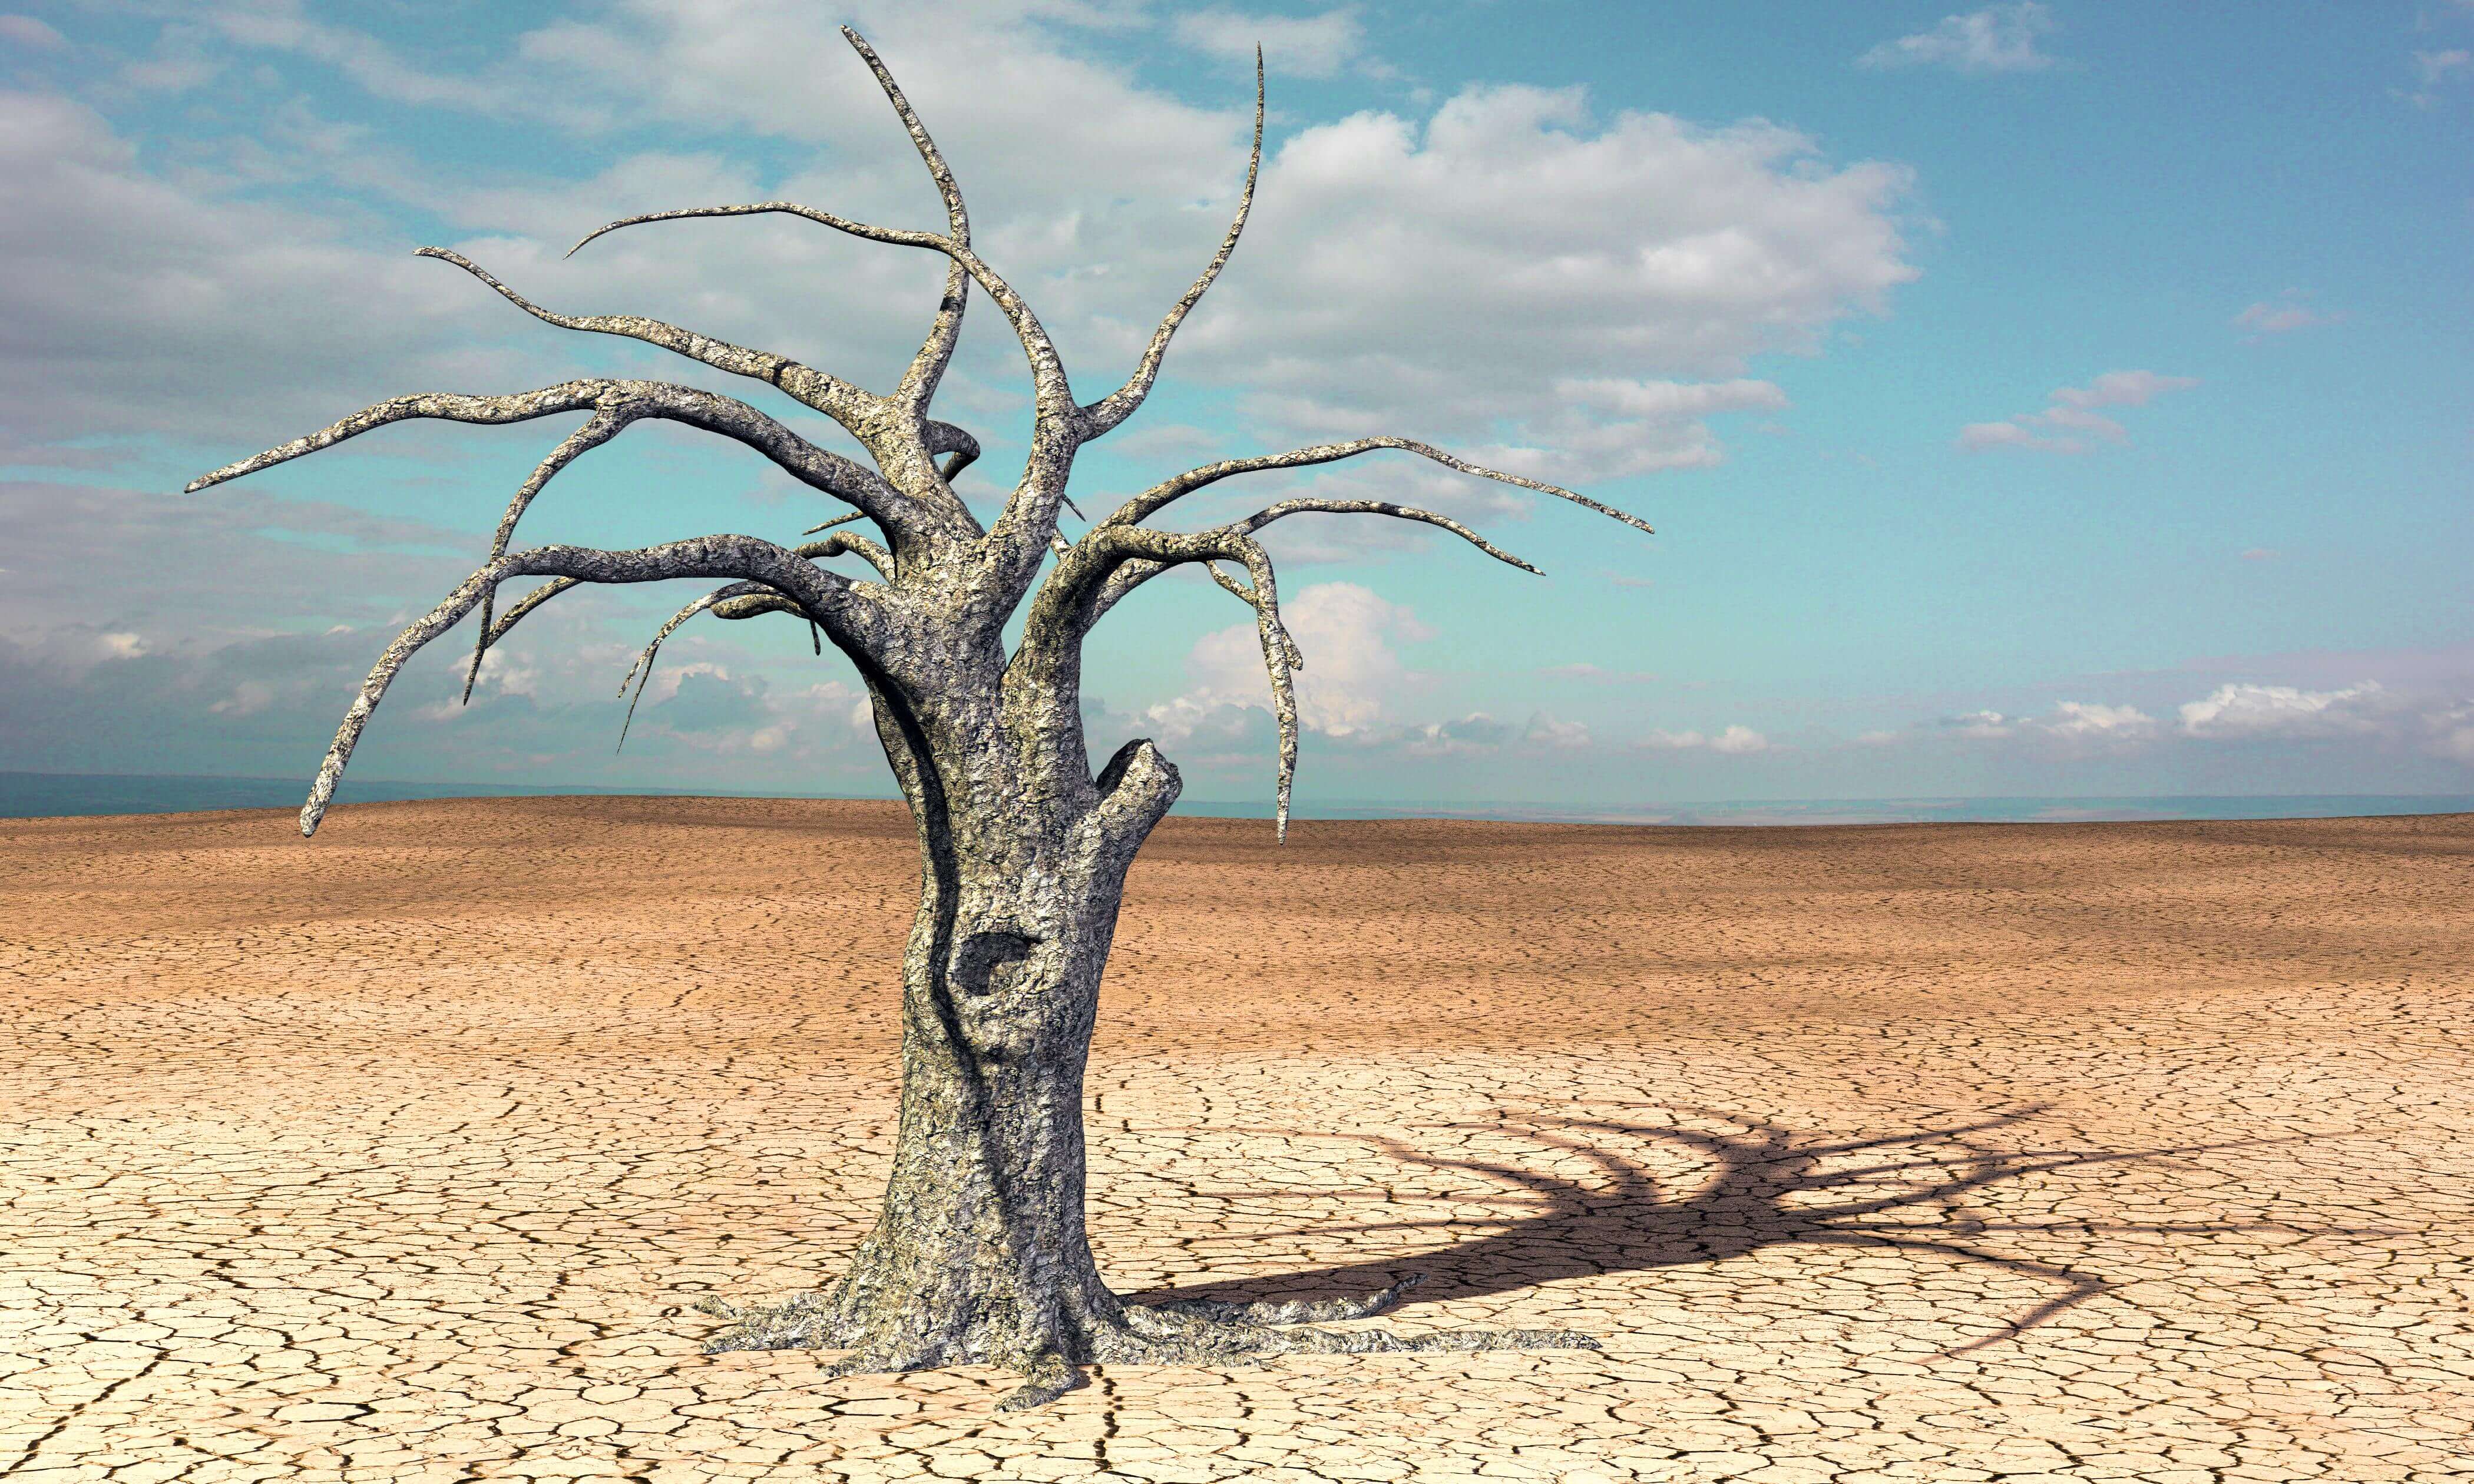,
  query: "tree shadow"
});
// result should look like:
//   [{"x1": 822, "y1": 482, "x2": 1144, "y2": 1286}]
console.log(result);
[{"x1": 1120, "y1": 1106, "x2": 2330, "y2": 1356}]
